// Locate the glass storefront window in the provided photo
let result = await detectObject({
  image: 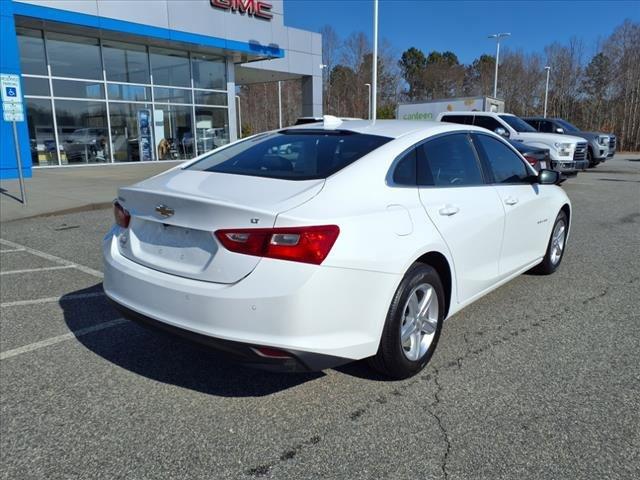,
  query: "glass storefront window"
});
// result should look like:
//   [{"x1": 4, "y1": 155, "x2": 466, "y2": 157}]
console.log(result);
[
  {"x1": 107, "y1": 84, "x2": 152, "y2": 102},
  {"x1": 55, "y1": 100, "x2": 109, "y2": 164},
  {"x1": 150, "y1": 48, "x2": 190, "y2": 87},
  {"x1": 192, "y1": 54, "x2": 226, "y2": 90},
  {"x1": 194, "y1": 90, "x2": 227, "y2": 106},
  {"x1": 53, "y1": 80, "x2": 105, "y2": 99},
  {"x1": 47, "y1": 33, "x2": 102, "y2": 80},
  {"x1": 103, "y1": 41, "x2": 150, "y2": 84},
  {"x1": 109, "y1": 103, "x2": 154, "y2": 162},
  {"x1": 154, "y1": 105, "x2": 194, "y2": 160},
  {"x1": 153, "y1": 87, "x2": 192, "y2": 104},
  {"x1": 195, "y1": 107, "x2": 229, "y2": 154},
  {"x1": 23, "y1": 77, "x2": 50, "y2": 96},
  {"x1": 17, "y1": 28, "x2": 48, "y2": 75},
  {"x1": 18, "y1": 28, "x2": 231, "y2": 167},
  {"x1": 26, "y1": 98, "x2": 59, "y2": 166}
]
